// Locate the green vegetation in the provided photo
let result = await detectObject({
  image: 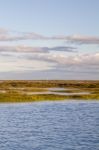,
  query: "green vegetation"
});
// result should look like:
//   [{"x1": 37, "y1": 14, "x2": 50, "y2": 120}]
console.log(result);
[{"x1": 0, "y1": 80, "x2": 99, "y2": 103}]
